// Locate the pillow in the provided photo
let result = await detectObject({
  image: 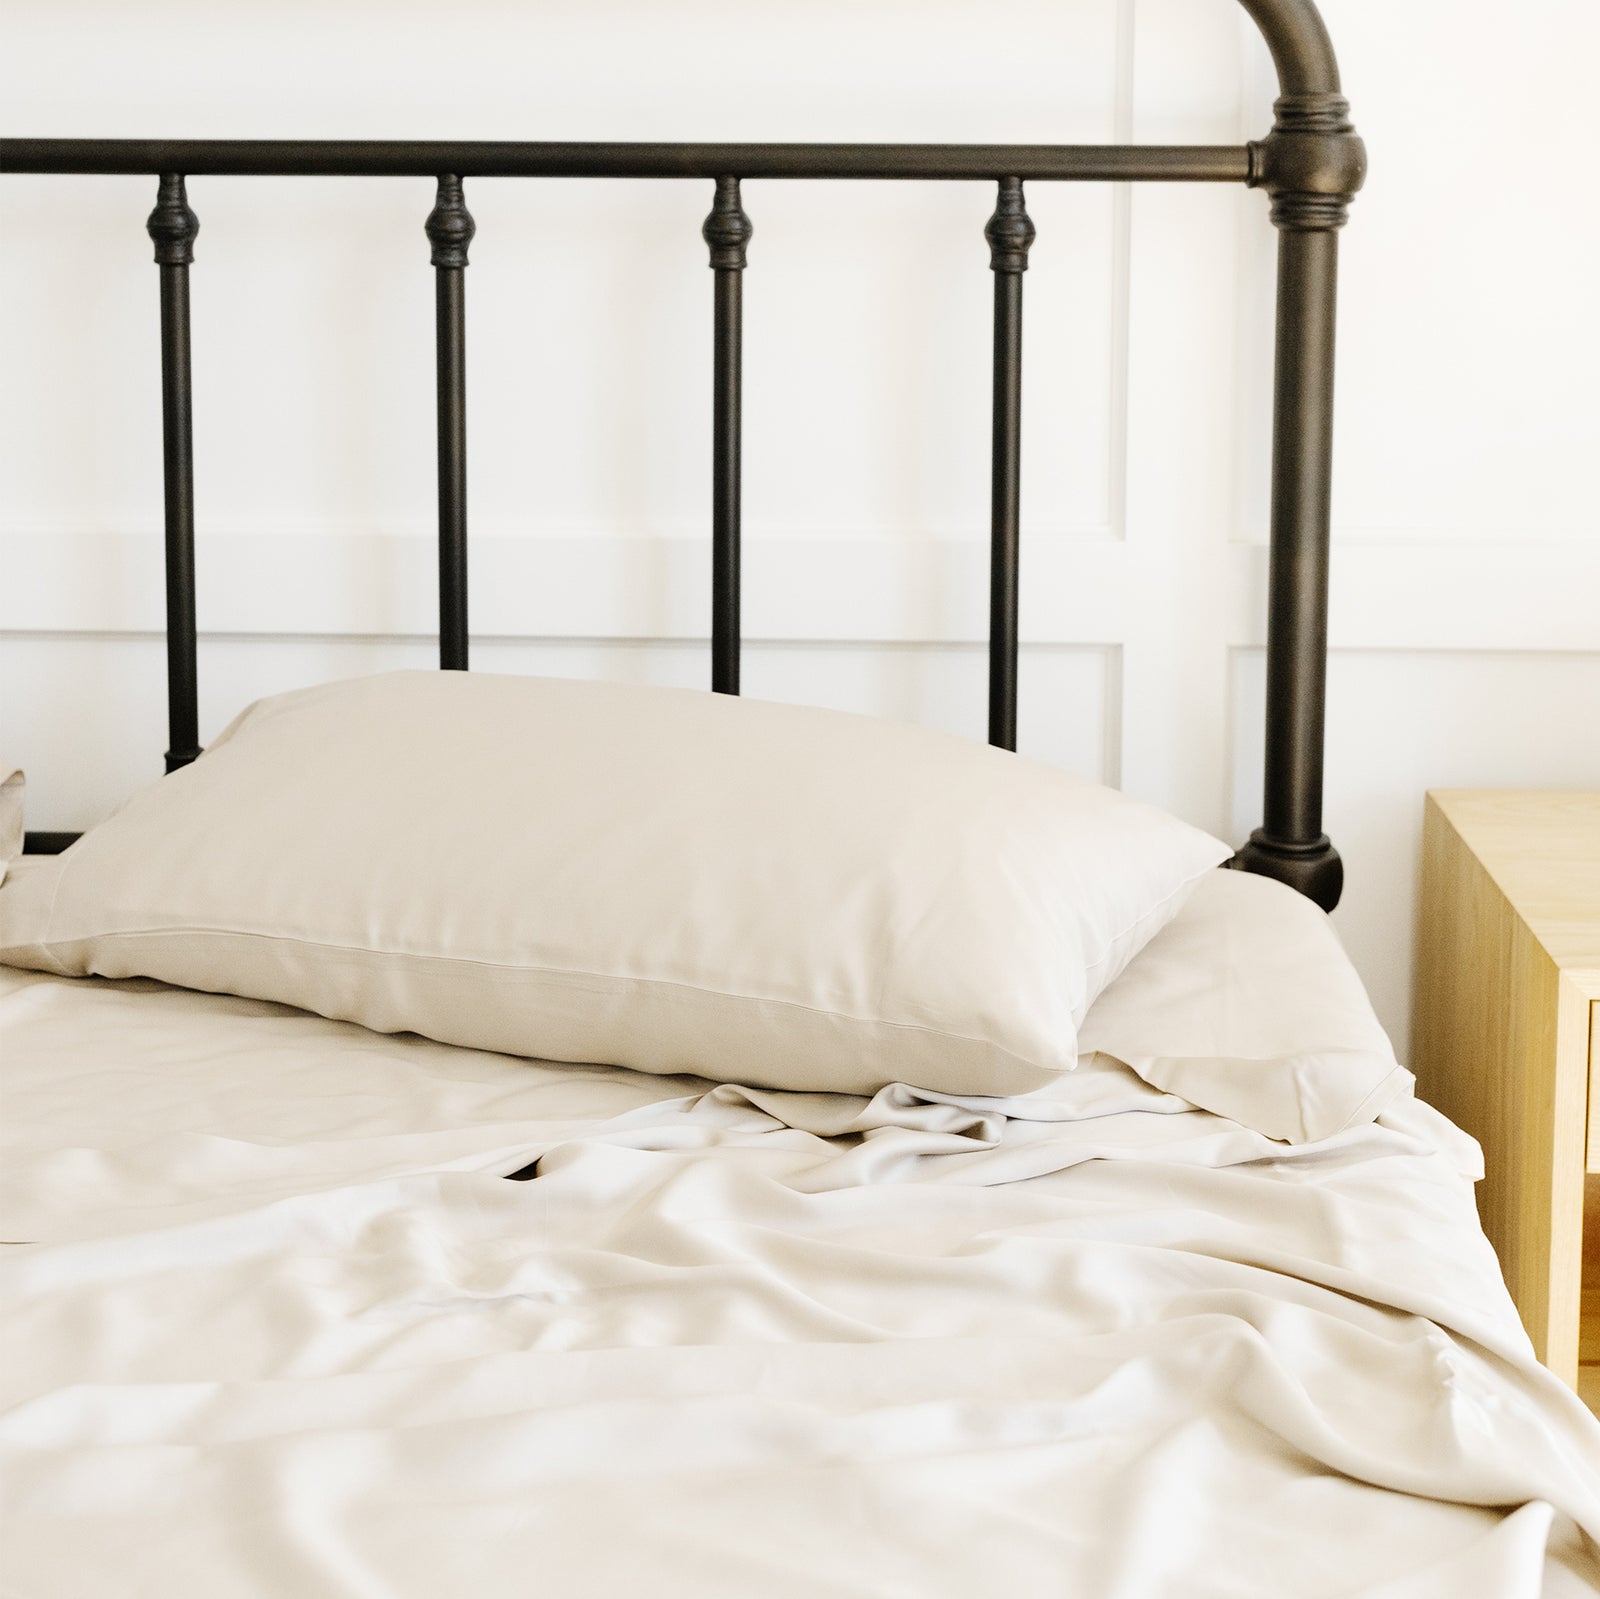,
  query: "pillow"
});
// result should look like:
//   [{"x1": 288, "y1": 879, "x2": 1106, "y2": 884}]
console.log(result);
[
  {"x1": 0, "y1": 671, "x2": 1229, "y2": 1098},
  {"x1": 1076, "y1": 866, "x2": 1412, "y2": 1142},
  {"x1": 0, "y1": 768, "x2": 23, "y2": 887}
]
